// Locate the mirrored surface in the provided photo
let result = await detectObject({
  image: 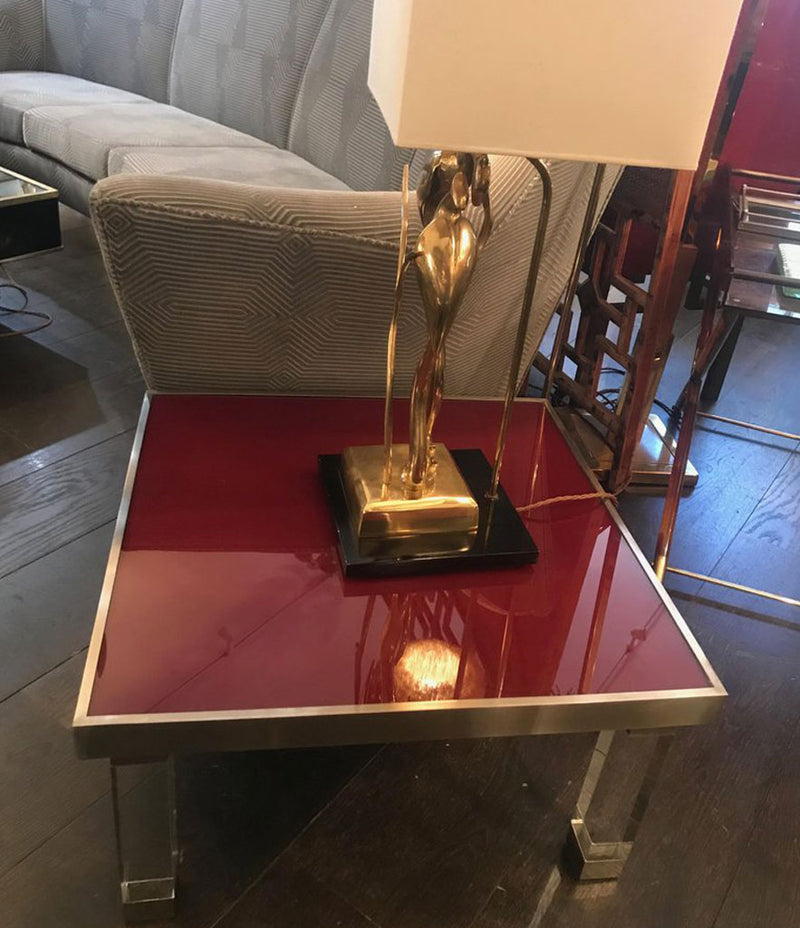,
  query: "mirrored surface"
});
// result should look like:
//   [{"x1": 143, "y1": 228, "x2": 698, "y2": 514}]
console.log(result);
[
  {"x1": 0, "y1": 168, "x2": 51, "y2": 201},
  {"x1": 727, "y1": 230, "x2": 800, "y2": 321},
  {"x1": 88, "y1": 396, "x2": 711, "y2": 717}
]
